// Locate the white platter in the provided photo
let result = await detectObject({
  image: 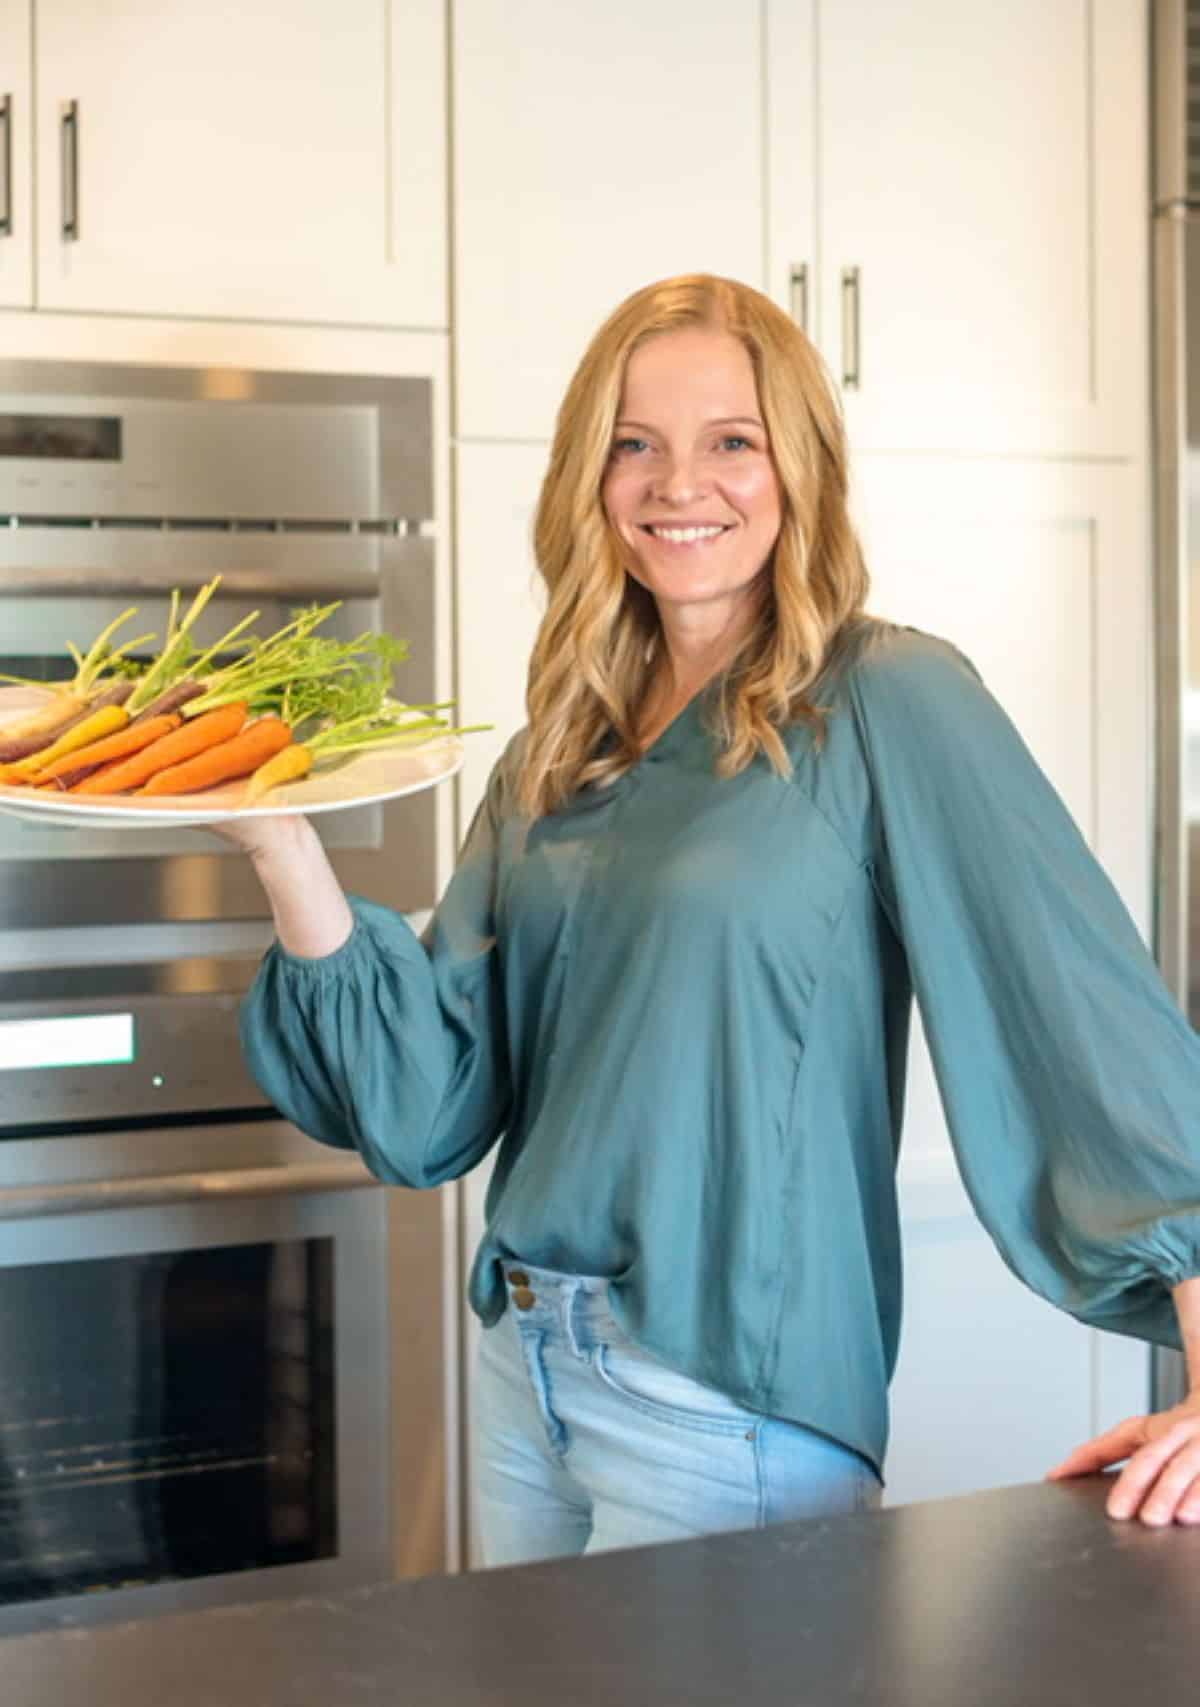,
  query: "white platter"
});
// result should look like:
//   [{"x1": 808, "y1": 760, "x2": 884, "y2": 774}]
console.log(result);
[{"x1": 0, "y1": 687, "x2": 463, "y2": 828}]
